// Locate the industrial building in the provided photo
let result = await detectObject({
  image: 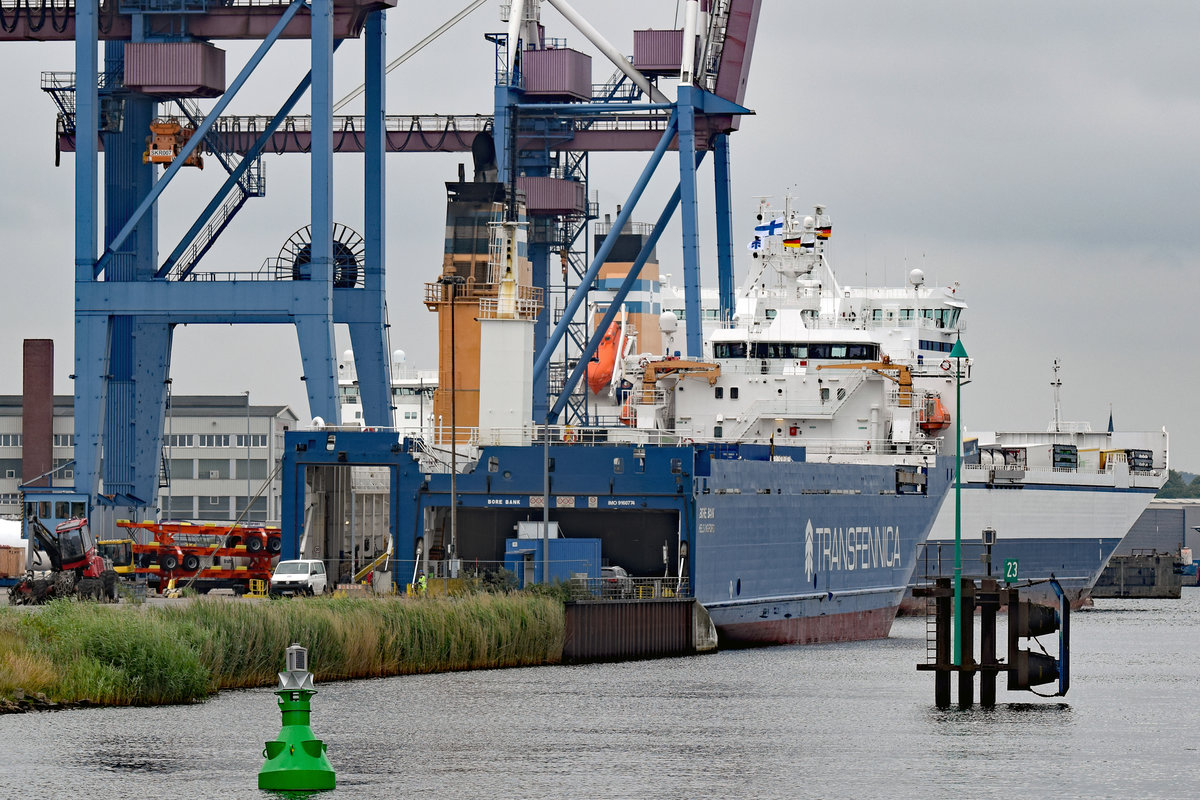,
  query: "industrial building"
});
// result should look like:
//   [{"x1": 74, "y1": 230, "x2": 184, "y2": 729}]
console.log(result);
[{"x1": 0, "y1": 394, "x2": 296, "y2": 524}]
